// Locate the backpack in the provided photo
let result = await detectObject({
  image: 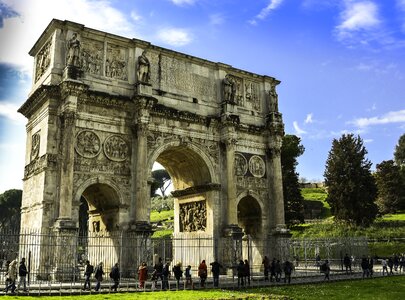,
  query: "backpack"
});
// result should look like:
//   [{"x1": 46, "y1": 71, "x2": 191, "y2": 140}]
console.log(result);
[
  {"x1": 88, "y1": 265, "x2": 94, "y2": 274},
  {"x1": 320, "y1": 263, "x2": 327, "y2": 272}
]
